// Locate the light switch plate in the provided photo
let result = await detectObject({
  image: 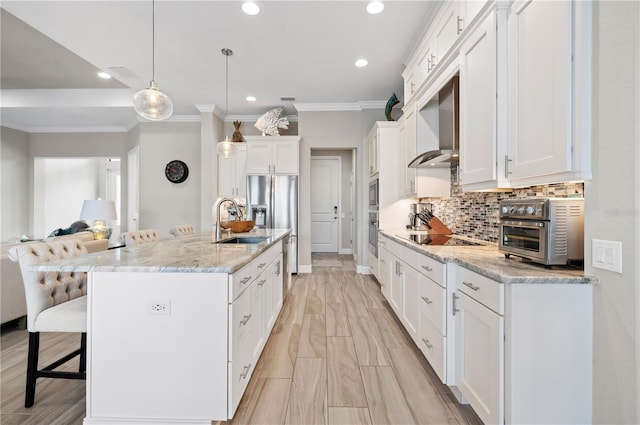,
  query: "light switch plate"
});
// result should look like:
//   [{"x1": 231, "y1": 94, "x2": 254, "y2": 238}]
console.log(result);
[{"x1": 592, "y1": 239, "x2": 623, "y2": 273}]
